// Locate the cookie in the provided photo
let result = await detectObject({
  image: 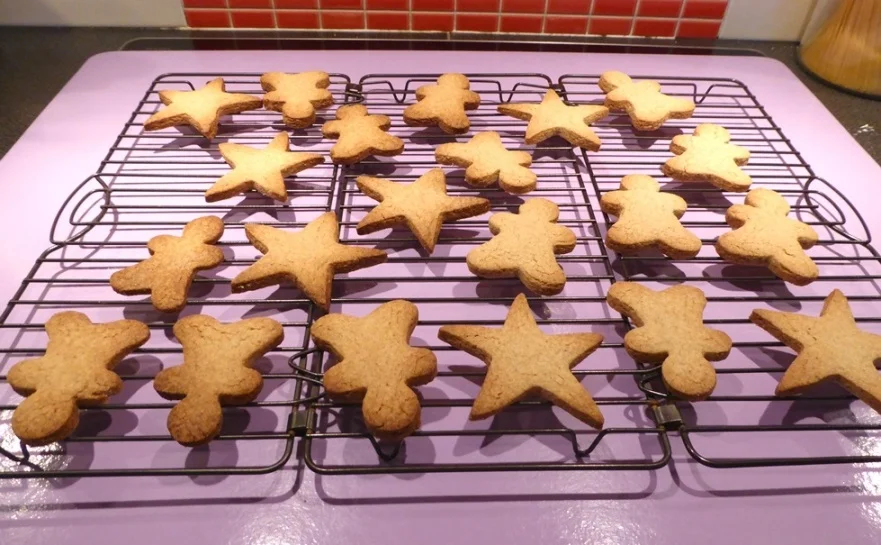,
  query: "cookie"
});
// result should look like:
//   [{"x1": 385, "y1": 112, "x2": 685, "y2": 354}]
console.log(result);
[
  {"x1": 661, "y1": 123, "x2": 752, "y2": 192},
  {"x1": 206, "y1": 131, "x2": 324, "y2": 203},
  {"x1": 607, "y1": 282, "x2": 732, "y2": 400},
  {"x1": 321, "y1": 104, "x2": 405, "y2": 164},
  {"x1": 439, "y1": 293, "x2": 605, "y2": 427},
  {"x1": 153, "y1": 315, "x2": 284, "y2": 446},
  {"x1": 751, "y1": 290, "x2": 881, "y2": 412},
  {"x1": 600, "y1": 174, "x2": 701, "y2": 259},
  {"x1": 356, "y1": 168, "x2": 491, "y2": 253},
  {"x1": 403, "y1": 73, "x2": 481, "y2": 134},
  {"x1": 232, "y1": 212, "x2": 387, "y2": 310},
  {"x1": 598, "y1": 71, "x2": 696, "y2": 131},
  {"x1": 261, "y1": 71, "x2": 333, "y2": 129},
  {"x1": 144, "y1": 77, "x2": 262, "y2": 140},
  {"x1": 716, "y1": 188, "x2": 819, "y2": 285},
  {"x1": 110, "y1": 216, "x2": 224, "y2": 313},
  {"x1": 311, "y1": 300, "x2": 437, "y2": 440},
  {"x1": 497, "y1": 89, "x2": 609, "y2": 151},
  {"x1": 467, "y1": 198, "x2": 576, "y2": 295},
  {"x1": 7, "y1": 312, "x2": 149, "y2": 446},
  {"x1": 435, "y1": 131, "x2": 537, "y2": 194}
]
